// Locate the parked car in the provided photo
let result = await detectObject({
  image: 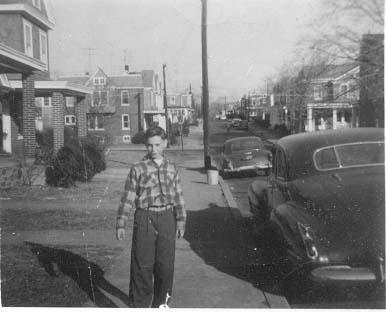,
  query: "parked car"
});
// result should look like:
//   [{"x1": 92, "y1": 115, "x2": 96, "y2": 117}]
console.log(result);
[
  {"x1": 248, "y1": 128, "x2": 385, "y2": 294},
  {"x1": 218, "y1": 136, "x2": 272, "y2": 177},
  {"x1": 231, "y1": 118, "x2": 242, "y2": 127}
]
